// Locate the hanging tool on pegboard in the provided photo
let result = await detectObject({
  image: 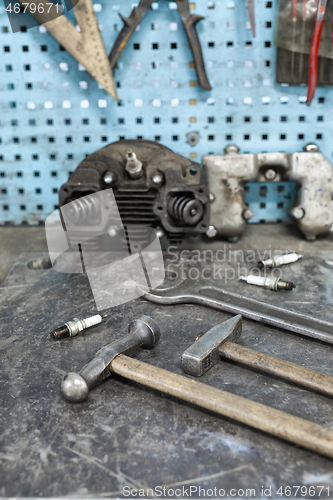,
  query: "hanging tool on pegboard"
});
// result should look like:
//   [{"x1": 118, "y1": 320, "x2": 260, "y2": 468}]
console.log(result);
[
  {"x1": 246, "y1": 0, "x2": 256, "y2": 36},
  {"x1": 275, "y1": 0, "x2": 332, "y2": 103},
  {"x1": 306, "y1": 0, "x2": 327, "y2": 104},
  {"x1": 108, "y1": 0, "x2": 211, "y2": 90},
  {"x1": 18, "y1": 0, "x2": 118, "y2": 101}
]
